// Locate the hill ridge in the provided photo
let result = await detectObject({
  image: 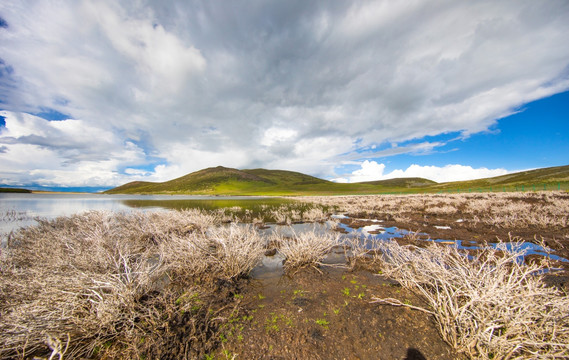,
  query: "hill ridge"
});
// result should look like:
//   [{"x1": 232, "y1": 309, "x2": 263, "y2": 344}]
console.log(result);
[{"x1": 104, "y1": 164, "x2": 569, "y2": 195}]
